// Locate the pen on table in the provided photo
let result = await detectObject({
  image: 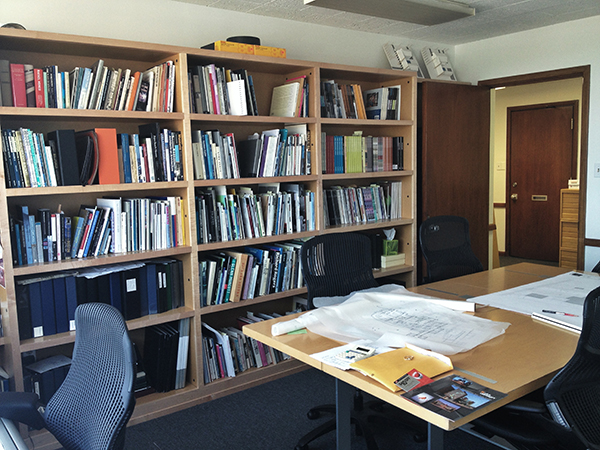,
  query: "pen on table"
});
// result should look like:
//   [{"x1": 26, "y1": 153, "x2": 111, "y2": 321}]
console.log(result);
[{"x1": 542, "y1": 310, "x2": 579, "y2": 317}]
